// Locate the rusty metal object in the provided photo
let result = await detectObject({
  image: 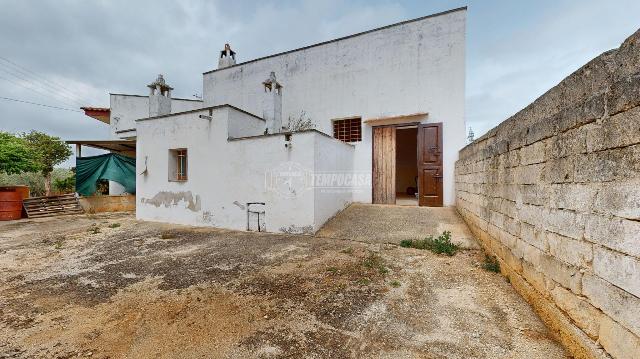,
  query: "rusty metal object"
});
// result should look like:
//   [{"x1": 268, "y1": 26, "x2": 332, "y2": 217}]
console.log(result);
[{"x1": 0, "y1": 190, "x2": 23, "y2": 221}]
